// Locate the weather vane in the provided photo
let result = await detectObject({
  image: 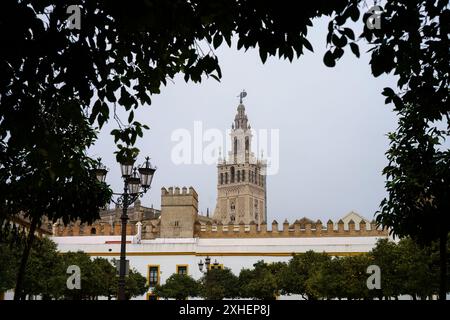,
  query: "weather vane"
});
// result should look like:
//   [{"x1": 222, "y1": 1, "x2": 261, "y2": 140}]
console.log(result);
[{"x1": 237, "y1": 89, "x2": 247, "y2": 104}]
